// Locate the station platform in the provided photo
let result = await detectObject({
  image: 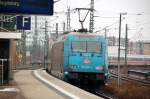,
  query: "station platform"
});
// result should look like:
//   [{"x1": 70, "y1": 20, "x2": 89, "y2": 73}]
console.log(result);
[{"x1": 14, "y1": 70, "x2": 102, "y2": 99}]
